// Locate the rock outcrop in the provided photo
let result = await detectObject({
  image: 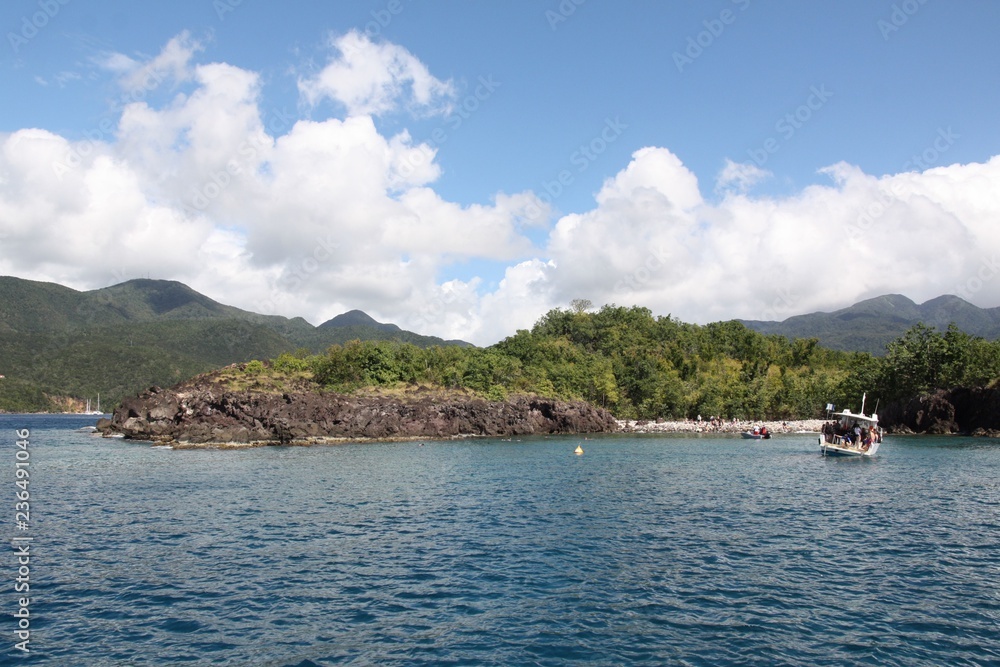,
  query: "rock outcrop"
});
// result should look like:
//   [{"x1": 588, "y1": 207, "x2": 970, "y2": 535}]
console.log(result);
[
  {"x1": 96, "y1": 375, "x2": 619, "y2": 445},
  {"x1": 880, "y1": 386, "x2": 1000, "y2": 436}
]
